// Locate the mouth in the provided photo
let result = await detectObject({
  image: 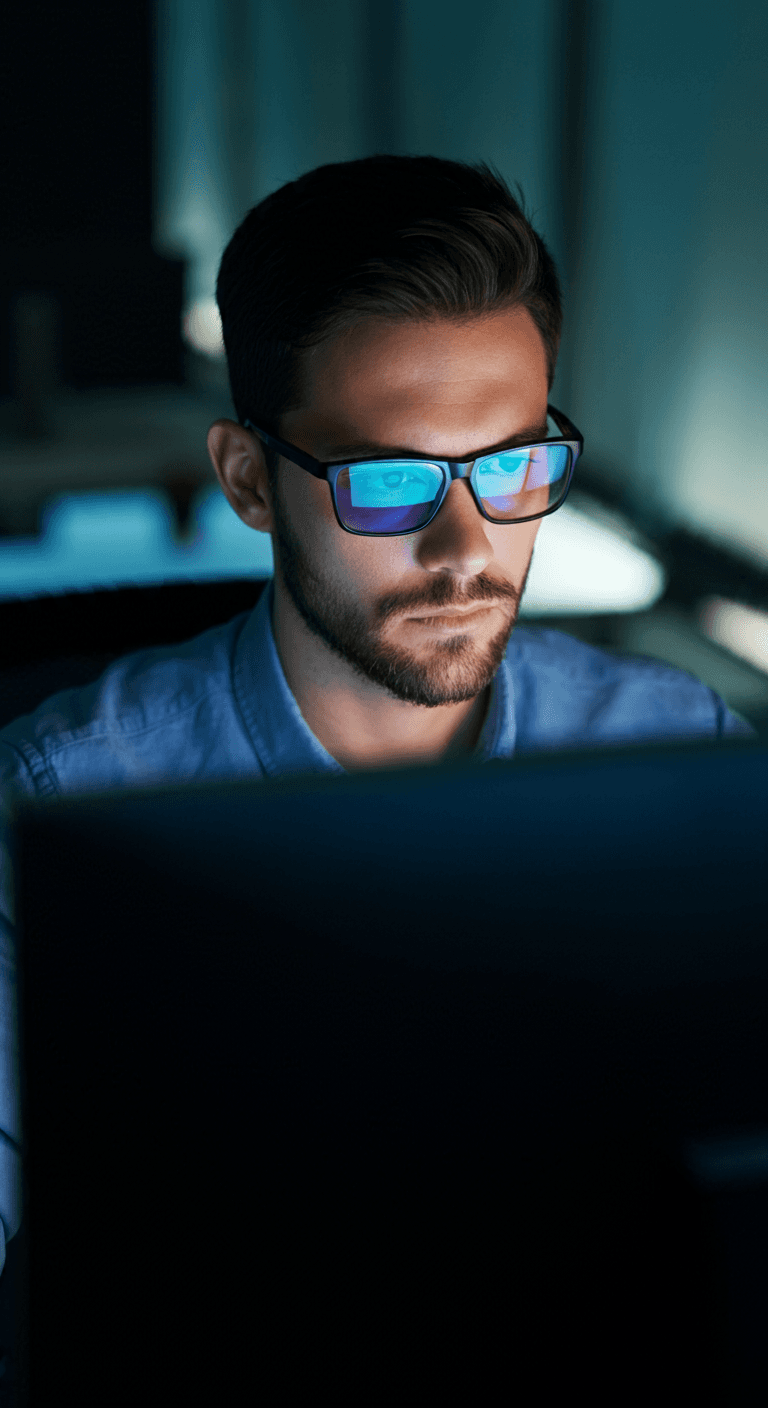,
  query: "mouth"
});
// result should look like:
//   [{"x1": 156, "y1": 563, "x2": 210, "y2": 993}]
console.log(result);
[{"x1": 406, "y1": 604, "x2": 499, "y2": 626}]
